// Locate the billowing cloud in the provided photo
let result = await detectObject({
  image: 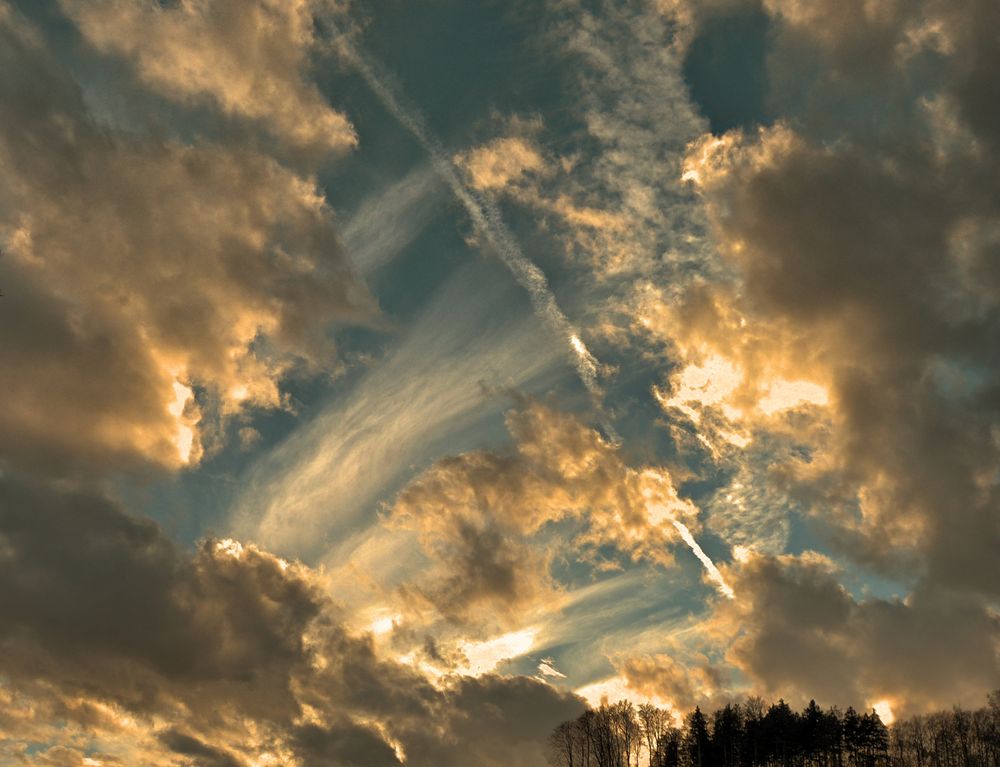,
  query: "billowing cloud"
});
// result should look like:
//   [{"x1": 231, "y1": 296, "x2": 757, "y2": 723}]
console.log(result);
[
  {"x1": 5, "y1": 0, "x2": 1000, "y2": 758},
  {"x1": 0, "y1": 473, "x2": 584, "y2": 765},
  {"x1": 673, "y1": 109, "x2": 1000, "y2": 595},
  {"x1": 455, "y1": 135, "x2": 547, "y2": 192},
  {"x1": 0, "y1": 476, "x2": 320, "y2": 722},
  {"x1": 387, "y1": 400, "x2": 710, "y2": 627},
  {"x1": 621, "y1": 653, "x2": 731, "y2": 712},
  {"x1": 612, "y1": 0, "x2": 1000, "y2": 605},
  {"x1": 0, "y1": 4, "x2": 372, "y2": 476},
  {"x1": 60, "y1": 0, "x2": 357, "y2": 154},
  {"x1": 709, "y1": 551, "x2": 1000, "y2": 716}
]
